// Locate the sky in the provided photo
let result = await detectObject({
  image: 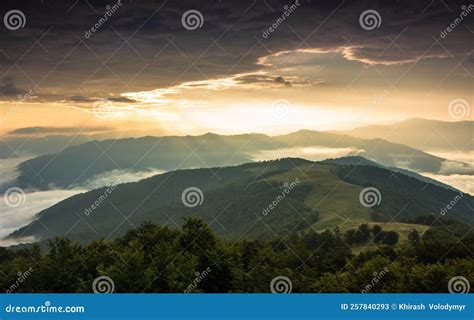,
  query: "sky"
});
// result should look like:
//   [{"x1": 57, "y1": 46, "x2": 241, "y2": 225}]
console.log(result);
[{"x1": 0, "y1": 0, "x2": 472, "y2": 136}]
